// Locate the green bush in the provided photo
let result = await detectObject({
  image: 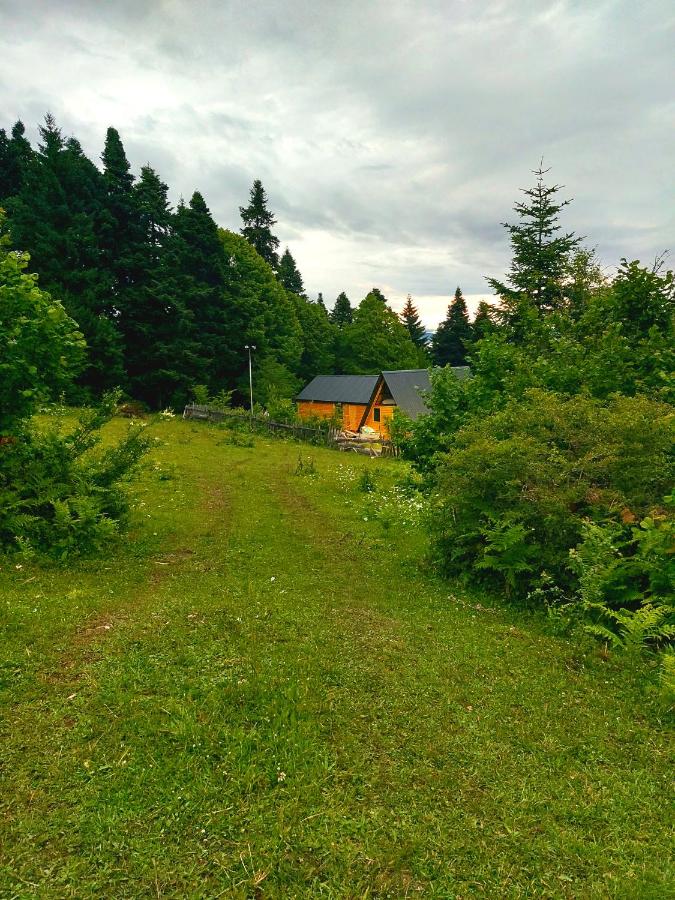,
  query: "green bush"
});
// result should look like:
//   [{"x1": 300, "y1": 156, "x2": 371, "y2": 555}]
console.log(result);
[
  {"x1": 0, "y1": 213, "x2": 85, "y2": 433},
  {"x1": 570, "y1": 506, "x2": 674, "y2": 651},
  {"x1": 0, "y1": 220, "x2": 150, "y2": 559},
  {"x1": 0, "y1": 393, "x2": 151, "y2": 559},
  {"x1": 430, "y1": 390, "x2": 673, "y2": 597}
]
